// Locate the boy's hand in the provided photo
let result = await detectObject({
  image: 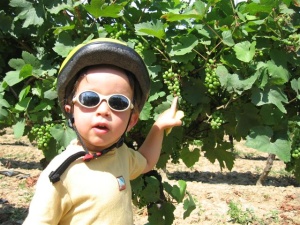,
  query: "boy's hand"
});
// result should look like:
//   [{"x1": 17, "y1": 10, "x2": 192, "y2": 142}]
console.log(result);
[{"x1": 155, "y1": 97, "x2": 184, "y2": 135}]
